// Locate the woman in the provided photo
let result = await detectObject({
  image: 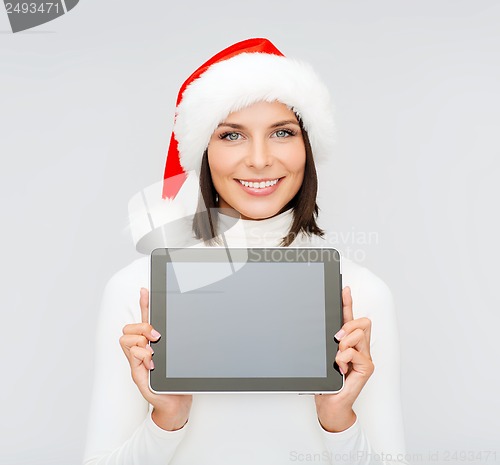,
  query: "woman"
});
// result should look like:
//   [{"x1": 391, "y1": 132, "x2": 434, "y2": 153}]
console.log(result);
[{"x1": 83, "y1": 38, "x2": 407, "y2": 465}]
